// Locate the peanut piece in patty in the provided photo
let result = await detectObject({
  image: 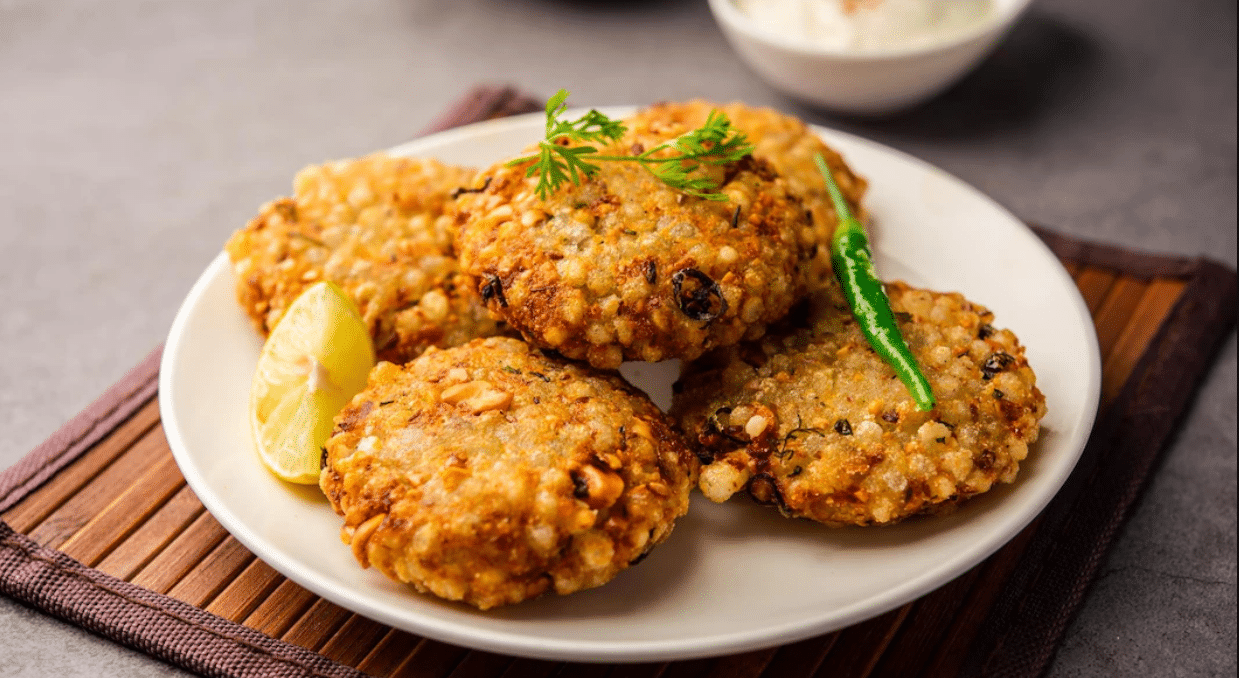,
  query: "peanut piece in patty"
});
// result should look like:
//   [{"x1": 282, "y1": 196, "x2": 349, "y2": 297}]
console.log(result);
[
  {"x1": 577, "y1": 465, "x2": 626, "y2": 509},
  {"x1": 350, "y1": 513, "x2": 386, "y2": 569},
  {"x1": 441, "y1": 380, "x2": 512, "y2": 413}
]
